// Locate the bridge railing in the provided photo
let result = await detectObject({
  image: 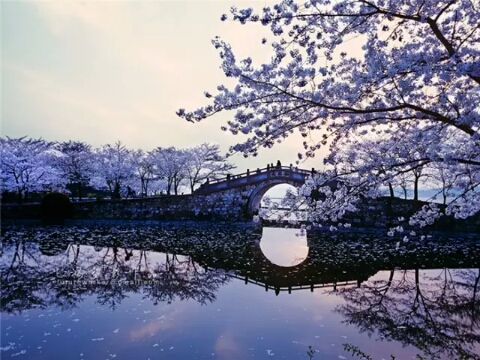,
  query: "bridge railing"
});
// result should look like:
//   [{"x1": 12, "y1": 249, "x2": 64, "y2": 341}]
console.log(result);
[{"x1": 203, "y1": 166, "x2": 313, "y2": 187}]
